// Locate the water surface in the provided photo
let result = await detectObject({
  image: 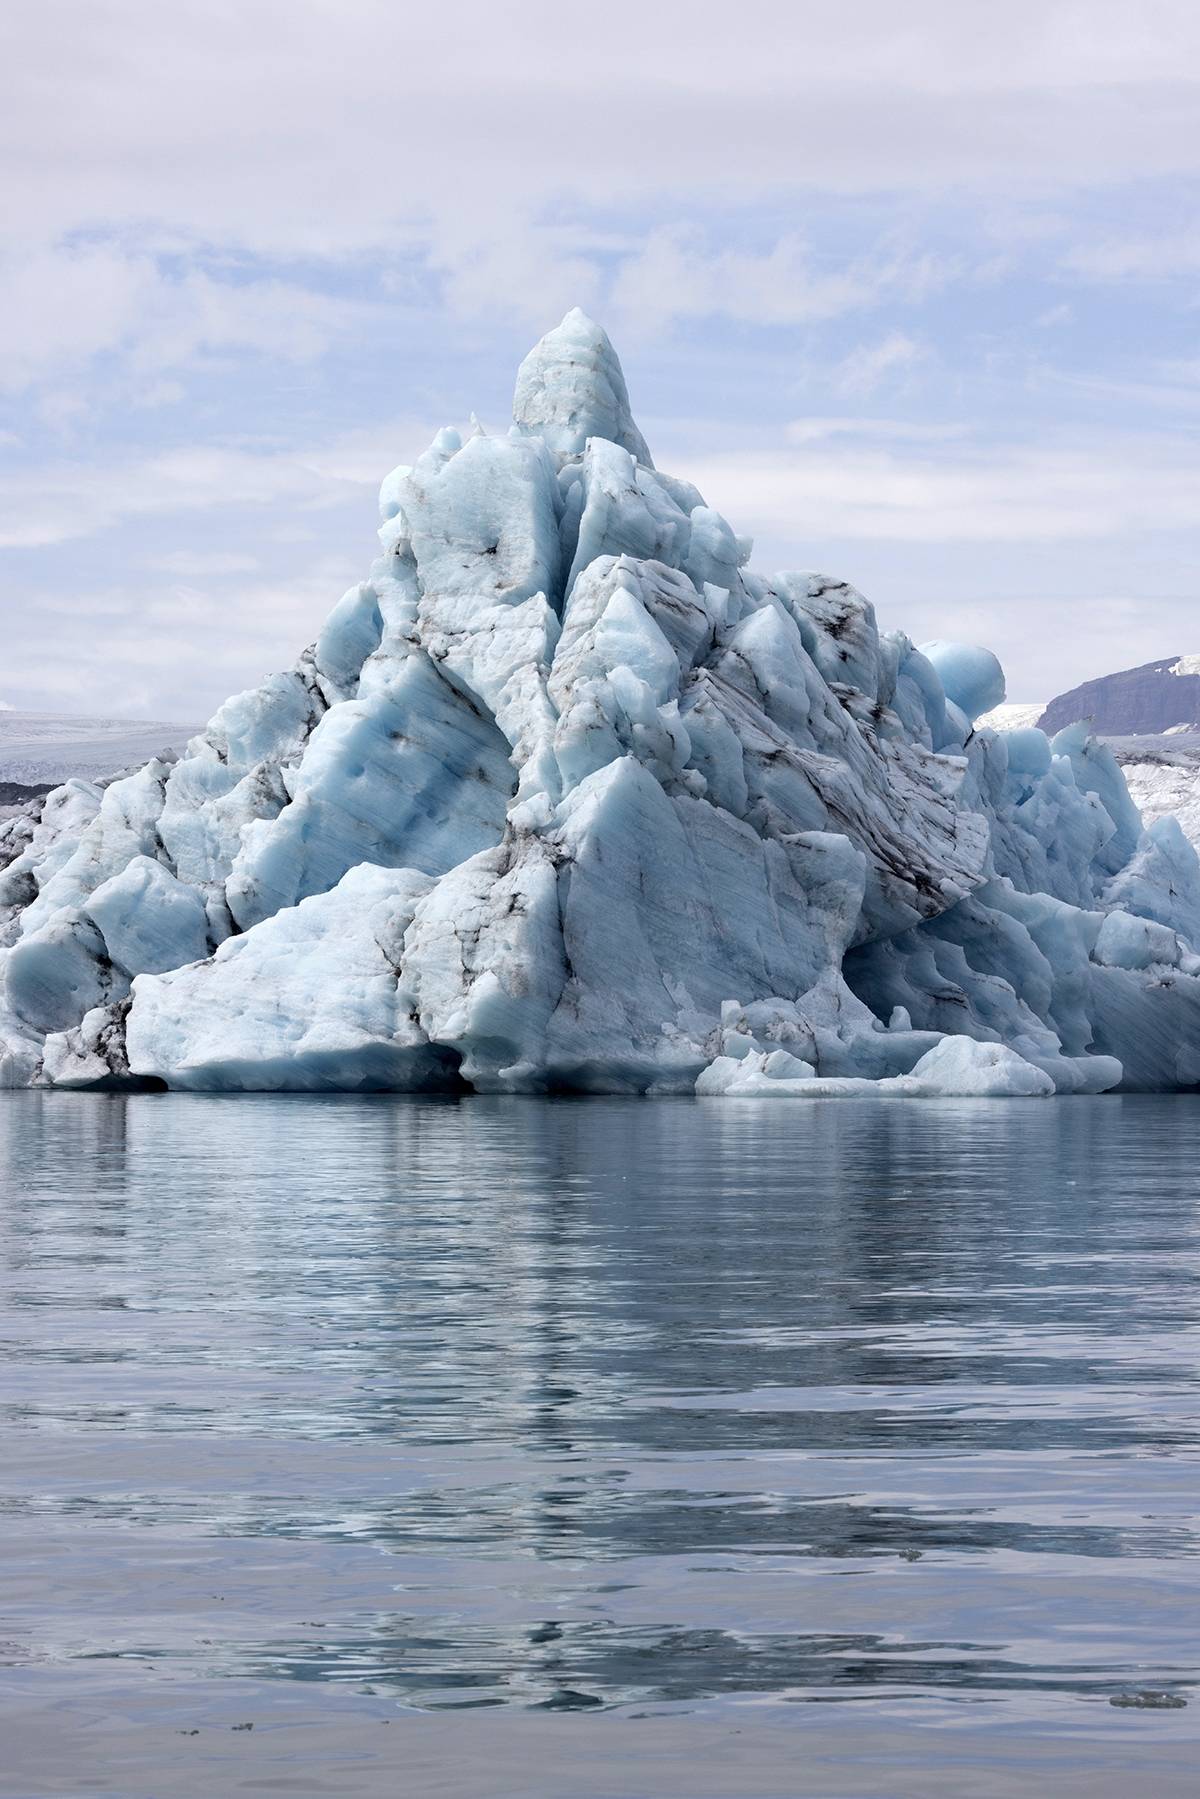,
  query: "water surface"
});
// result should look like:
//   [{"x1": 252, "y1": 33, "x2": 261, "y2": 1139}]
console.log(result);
[{"x1": 0, "y1": 1093, "x2": 1197, "y2": 1794}]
